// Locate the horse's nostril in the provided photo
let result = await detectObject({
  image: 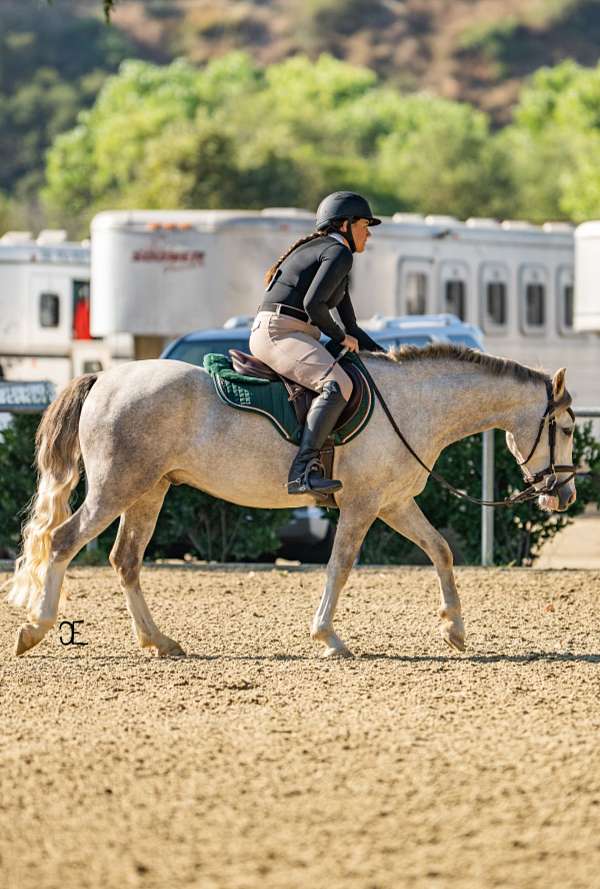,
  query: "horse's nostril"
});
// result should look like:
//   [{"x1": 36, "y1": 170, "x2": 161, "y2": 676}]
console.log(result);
[{"x1": 565, "y1": 491, "x2": 577, "y2": 507}]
